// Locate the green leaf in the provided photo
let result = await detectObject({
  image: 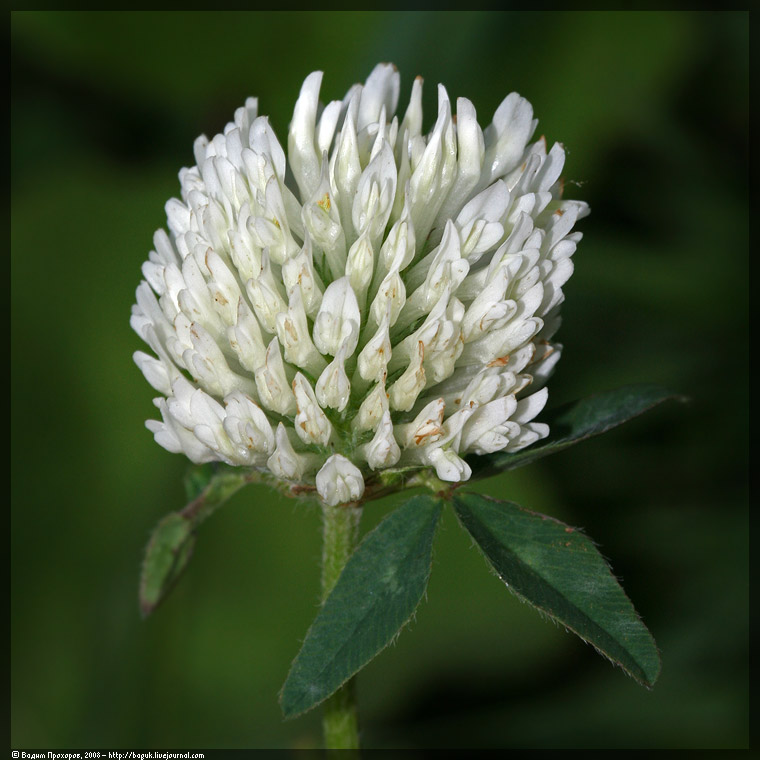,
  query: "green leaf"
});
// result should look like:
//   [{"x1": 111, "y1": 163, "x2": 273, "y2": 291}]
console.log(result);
[
  {"x1": 468, "y1": 384, "x2": 682, "y2": 480},
  {"x1": 139, "y1": 465, "x2": 255, "y2": 617},
  {"x1": 280, "y1": 494, "x2": 443, "y2": 718},
  {"x1": 452, "y1": 491, "x2": 660, "y2": 687},
  {"x1": 139, "y1": 513, "x2": 196, "y2": 618}
]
